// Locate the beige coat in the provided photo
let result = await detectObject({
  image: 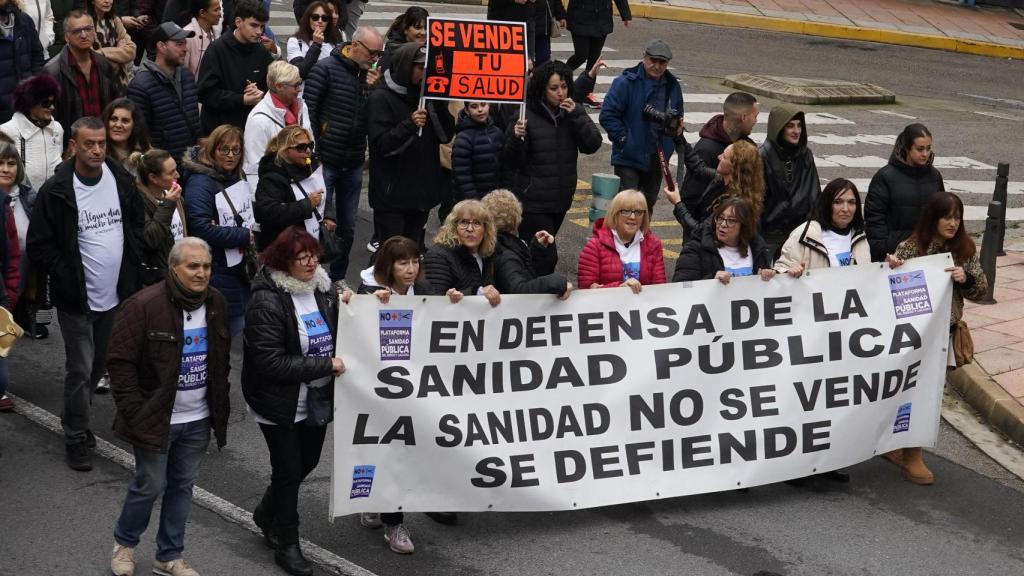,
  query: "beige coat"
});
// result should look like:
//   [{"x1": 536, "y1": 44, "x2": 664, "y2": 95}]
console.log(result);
[
  {"x1": 93, "y1": 15, "x2": 136, "y2": 88},
  {"x1": 774, "y1": 220, "x2": 871, "y2": 273}
]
